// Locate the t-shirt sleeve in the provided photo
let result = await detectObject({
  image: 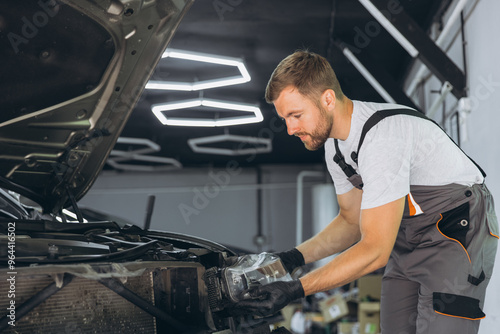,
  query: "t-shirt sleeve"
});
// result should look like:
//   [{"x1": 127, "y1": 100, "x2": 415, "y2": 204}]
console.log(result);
[
  {"x1": 324, "y1": 139, "x2": 354, "y2": 195},
  {"x1": 358, "y1": 117, "x2": 412, "y2": 209}
]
